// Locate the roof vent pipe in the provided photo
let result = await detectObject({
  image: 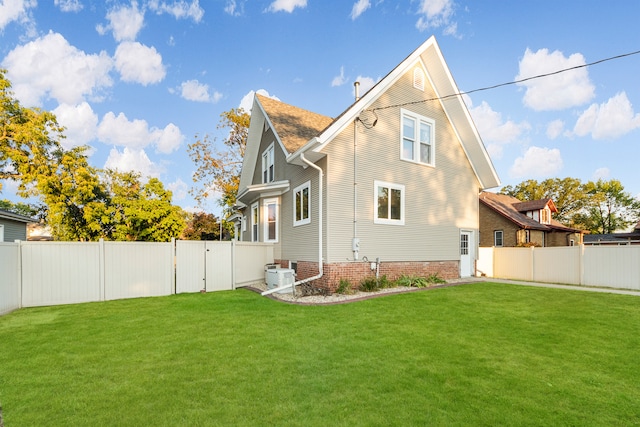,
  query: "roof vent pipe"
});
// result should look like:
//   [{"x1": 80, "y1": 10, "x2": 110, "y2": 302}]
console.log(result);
[{"x1": 354, "y1": 81, "x2": 360, "y2": 101}]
